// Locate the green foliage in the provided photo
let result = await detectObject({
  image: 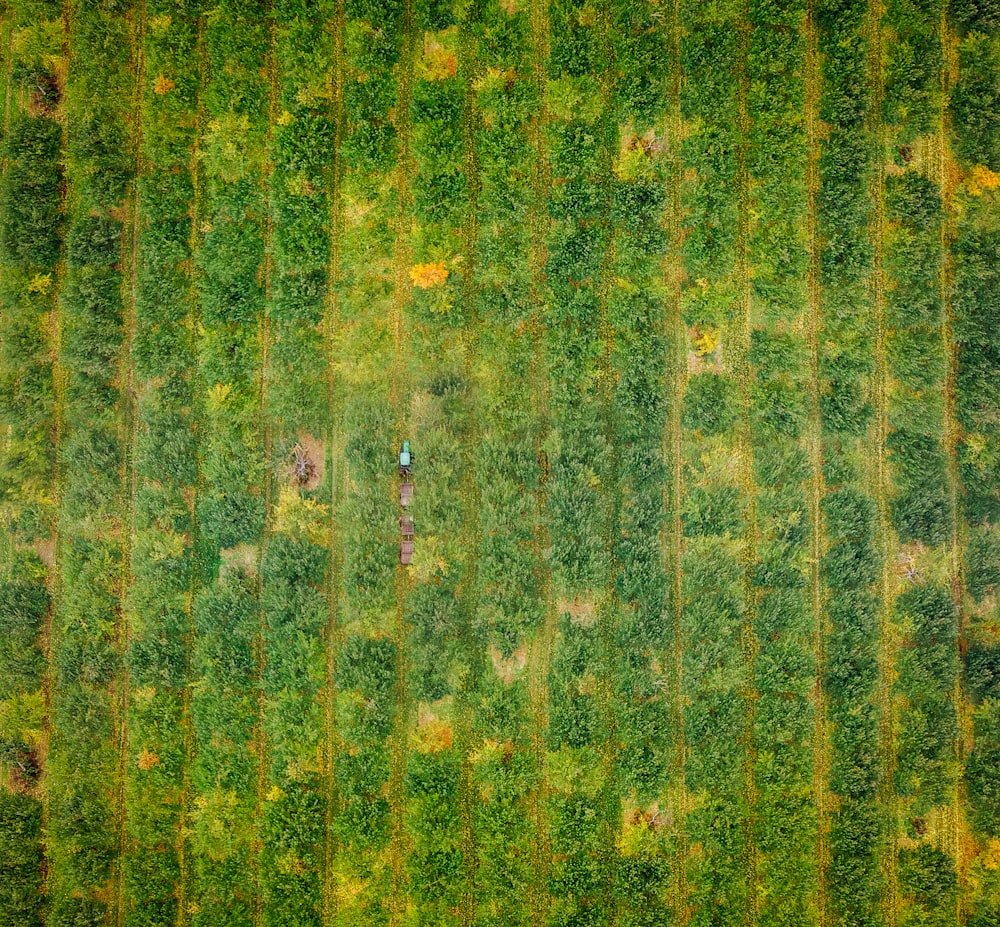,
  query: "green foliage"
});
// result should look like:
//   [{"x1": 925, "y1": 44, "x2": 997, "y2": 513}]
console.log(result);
[
  {"x1": 898, "y1": 844, "x2": 957, "y2": 923},
  {"x1": 952, "y1": 31, "x2": 1000, "y2": 169},
  {"x1": 884, "y1": 0, "x2": 943, "y2": 141},
  {"x1": 966, "y1": 529, "x2": 1000, "y2": 601},
  {"x1": 889, "y1": 430, "x2": 951, "y2": 546},
  {"x1": 0, "y1": 115, "x2": 63, "y2": 268},
  {"x1": 0, "y1": 561, "x2": 48, "y2": 699},
  {"x1": 682, "y1": 484, "x2": 741, "y2": 537},
  {"x1": 2, "y1": 0, "x2": 994, "y2": 922},
  {"x1": 682, "y1": 372, "x2": 737, "y2": 437},
  {"x1": 967, "y1": 702, "x2": 1000, "y2": 836},
  {"x1": 950, "y1": 0, "x2": 1000, "y2": 34},
  {"x1": 966, "y1": 643, "x2": 1000, "y2": 704},
  {"x1": 953, "y1": 215, "x2": 1000, "y2": 524},
  {"x1": 895, "y1": 584, "x2": 959, "y2": 810},
  {"x1": 811, "y1": 9, "x2": 885, "y2": 892},
  {"x1": 0, "y1": 792, "x2": 44, "y2": 927}
]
